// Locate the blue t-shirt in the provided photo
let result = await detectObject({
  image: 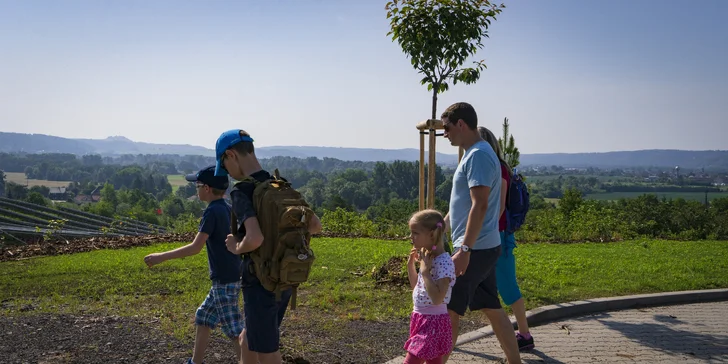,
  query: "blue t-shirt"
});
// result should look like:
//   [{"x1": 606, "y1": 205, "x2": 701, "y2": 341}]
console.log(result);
[
  {"x1": 199, "y1": 198, "x2": 242, "y2": 284},
  {"x1": 449, "y1": 140, "x2": 502, "y2": 250}
]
